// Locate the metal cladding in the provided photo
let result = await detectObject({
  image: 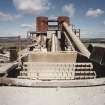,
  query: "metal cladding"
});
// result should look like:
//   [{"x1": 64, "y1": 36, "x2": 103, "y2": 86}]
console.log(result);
[
  {"x1": 36, "y1": 16, "x2": 48, "y2": 32},
  {"x1": 58, "y1": 16, "x2": 70, "y2": 30}
]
